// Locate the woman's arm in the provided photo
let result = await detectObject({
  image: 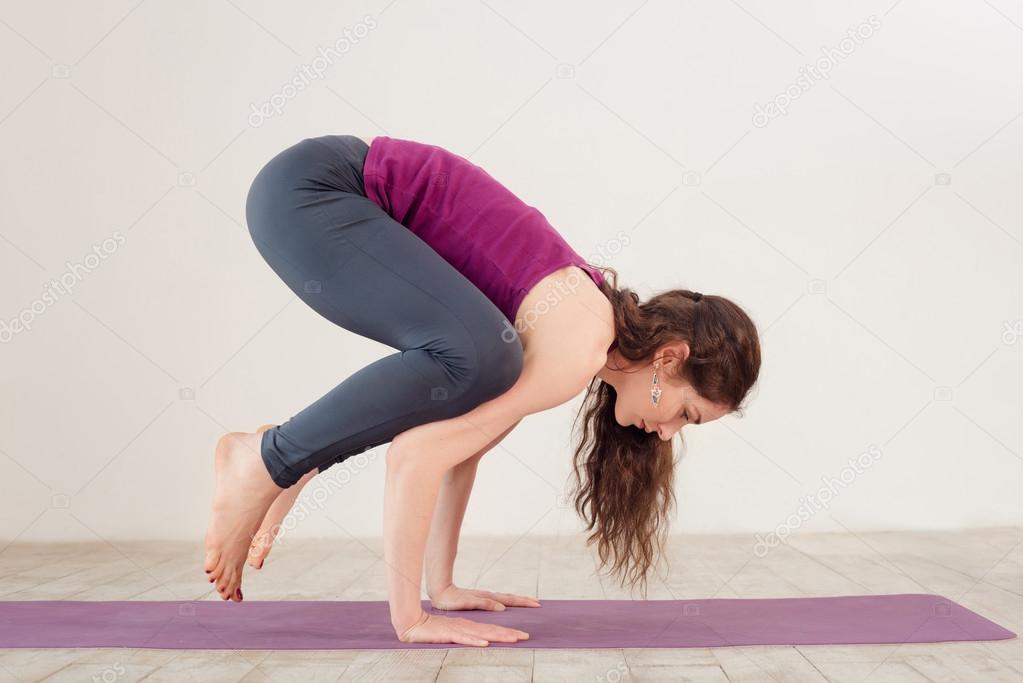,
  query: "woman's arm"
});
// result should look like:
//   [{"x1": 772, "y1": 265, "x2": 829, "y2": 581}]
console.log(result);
[
  {"x1": 385, "y1": 269, "x2": 613, "y2": 645},
  {"x1": 423, "y1": 419, "x2": 521, "y2": 598},
  {"x1": 384, "y1": 405, "x2": 527, "y2": 644},
  {"x1": 384, "y1": 344, "x2": 606, "y2": 644}
]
